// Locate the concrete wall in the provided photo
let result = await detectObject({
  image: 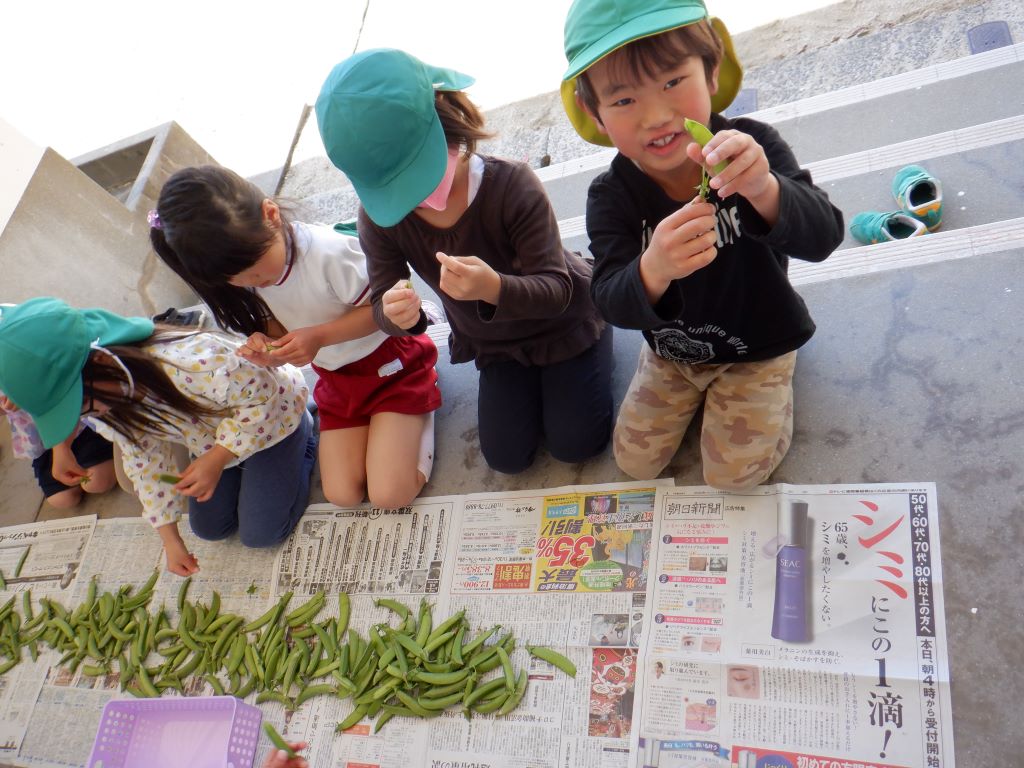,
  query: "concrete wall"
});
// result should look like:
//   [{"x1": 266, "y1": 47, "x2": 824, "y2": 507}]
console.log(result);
[
  {"x1": 0, "y1": 118, "x2": 45, "y2": 236},
  {"x1": 0, "y1": 121, "x2": 214, "y2": 316}
]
